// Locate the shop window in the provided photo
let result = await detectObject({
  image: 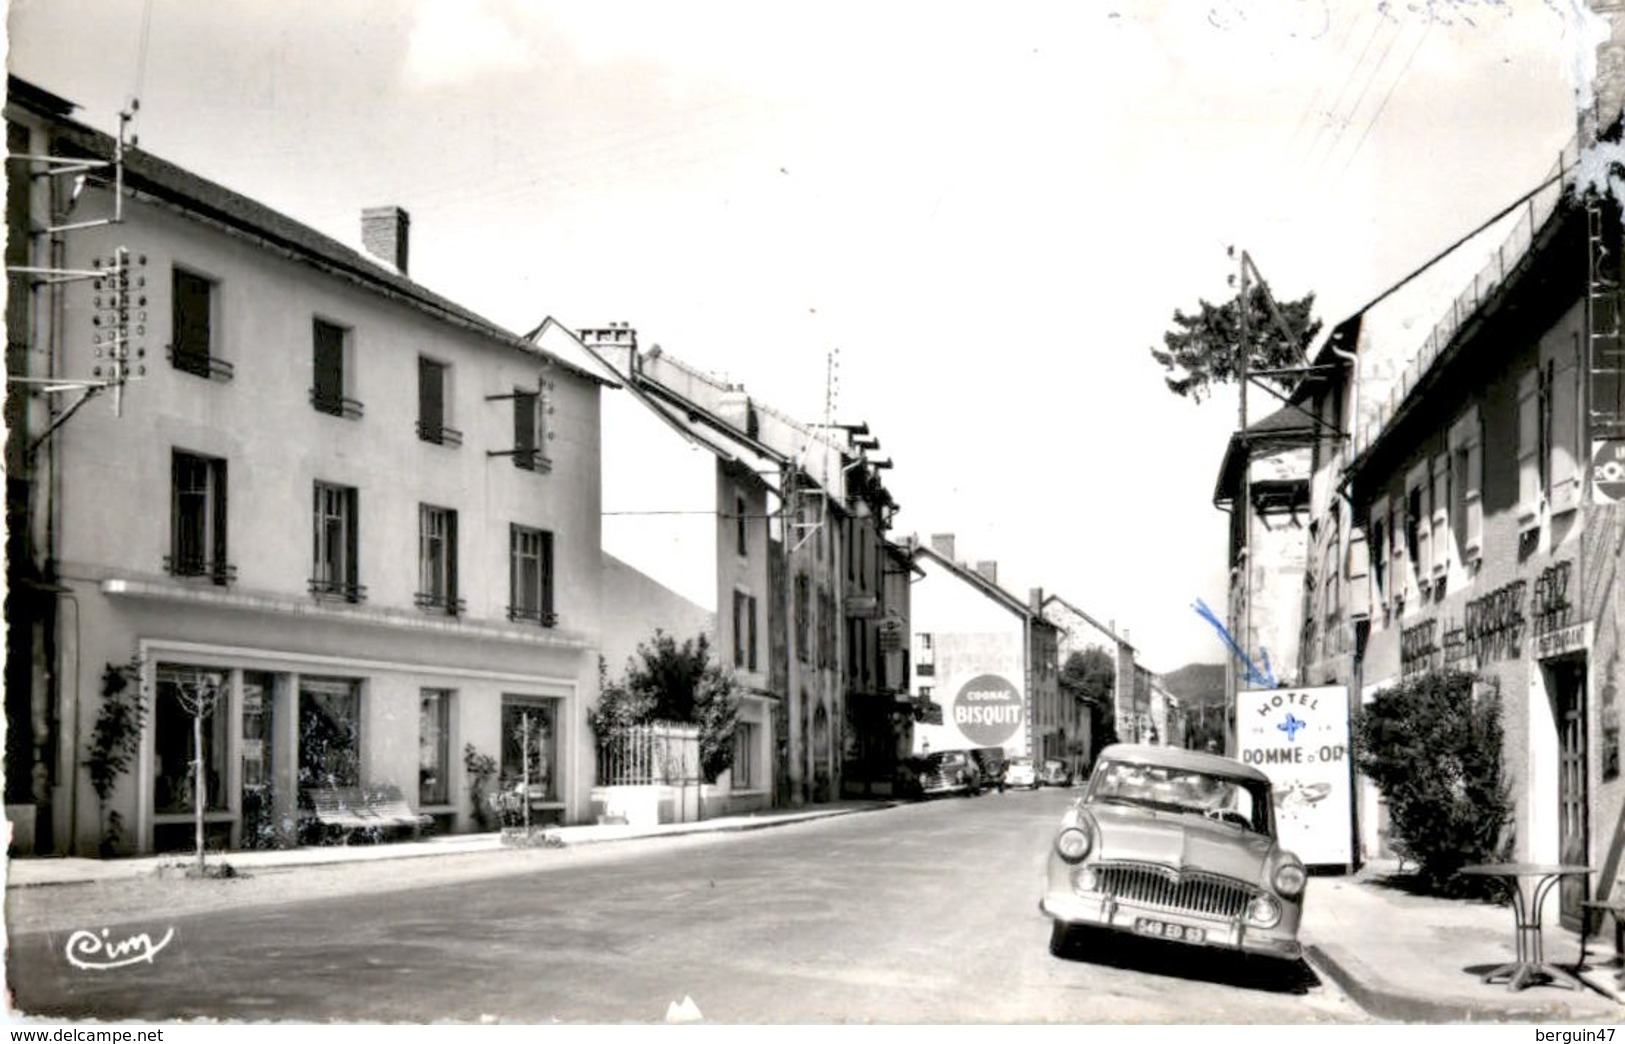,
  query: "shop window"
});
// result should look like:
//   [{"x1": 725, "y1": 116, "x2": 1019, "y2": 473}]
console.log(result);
[
  {"x1": 500, "y1": 697, "x2": 558, "y2": 802},
  {"x1": 299, "y1": 678, "x2": 361, "y2": 791},
  {"x1": 153, "y1": 665, "x2": 230, "y2": 815},
  {"x1": 420, "y1": 689, "x2": 452, "y2": 806}
]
